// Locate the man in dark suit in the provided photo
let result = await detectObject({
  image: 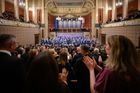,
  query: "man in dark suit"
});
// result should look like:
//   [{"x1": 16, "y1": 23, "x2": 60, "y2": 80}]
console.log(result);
[
  {"x1": 0, "y1": 34, "x2": 25, "y2": 93},
  {"x1": 74, "y1": 45, "x2": 103, "y2": 93},
  {"x1": 74, "y1": 45, "x2": 92, "y2": 93}
]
